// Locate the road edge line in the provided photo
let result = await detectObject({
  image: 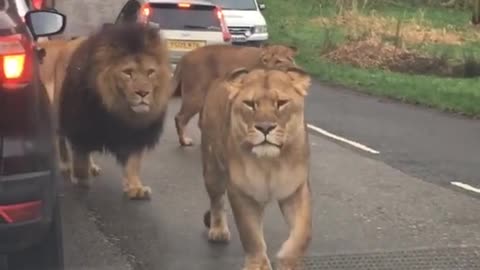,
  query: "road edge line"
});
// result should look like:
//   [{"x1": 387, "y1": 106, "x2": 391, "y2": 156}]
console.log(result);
[
  {"x1": 451, "y1": 181, "x2": 480, "y2": 194},
  {"x1": 307, "y1": 124, "x2": 380, "y2": 154}
]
